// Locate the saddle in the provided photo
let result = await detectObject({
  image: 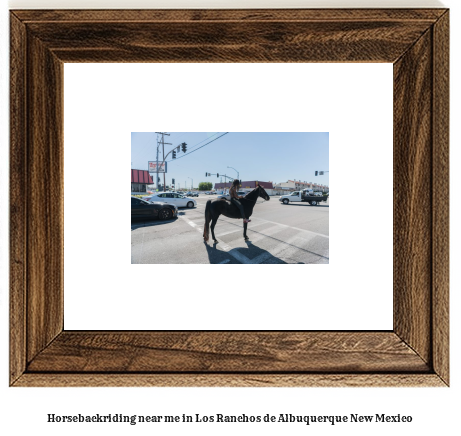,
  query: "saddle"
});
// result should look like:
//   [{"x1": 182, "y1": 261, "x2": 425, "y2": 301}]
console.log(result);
[{"x1": 227, "y1": 198, "x2": 249, "y2": 219}]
